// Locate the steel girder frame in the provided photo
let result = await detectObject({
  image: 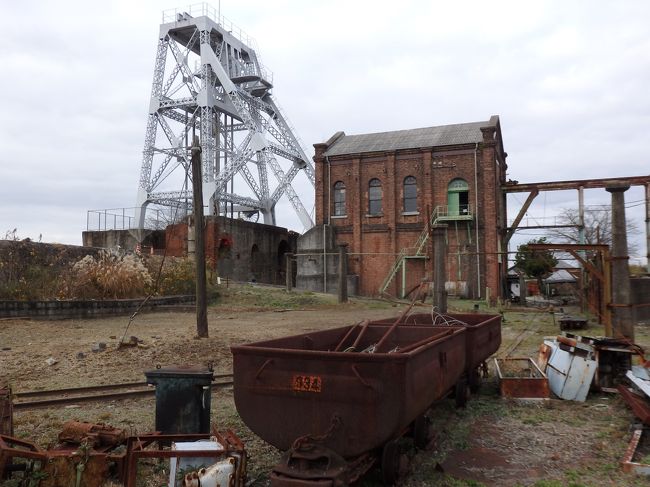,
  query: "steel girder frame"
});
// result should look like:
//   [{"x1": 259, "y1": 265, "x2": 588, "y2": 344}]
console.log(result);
[{"x1": 135, "y1": 13, "x2": 314, "y2": 231}]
